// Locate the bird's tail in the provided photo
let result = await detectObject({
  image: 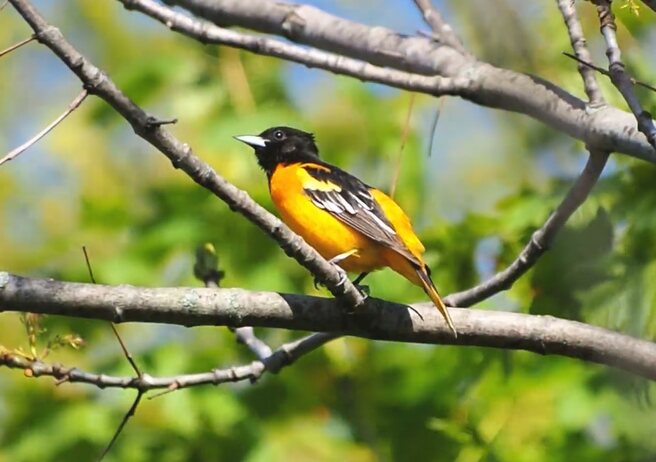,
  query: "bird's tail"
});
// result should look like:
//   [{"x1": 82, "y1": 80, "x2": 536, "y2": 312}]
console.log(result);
[{"x1": 415, "y1": 266, "x2": 457, "y2": 337}]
